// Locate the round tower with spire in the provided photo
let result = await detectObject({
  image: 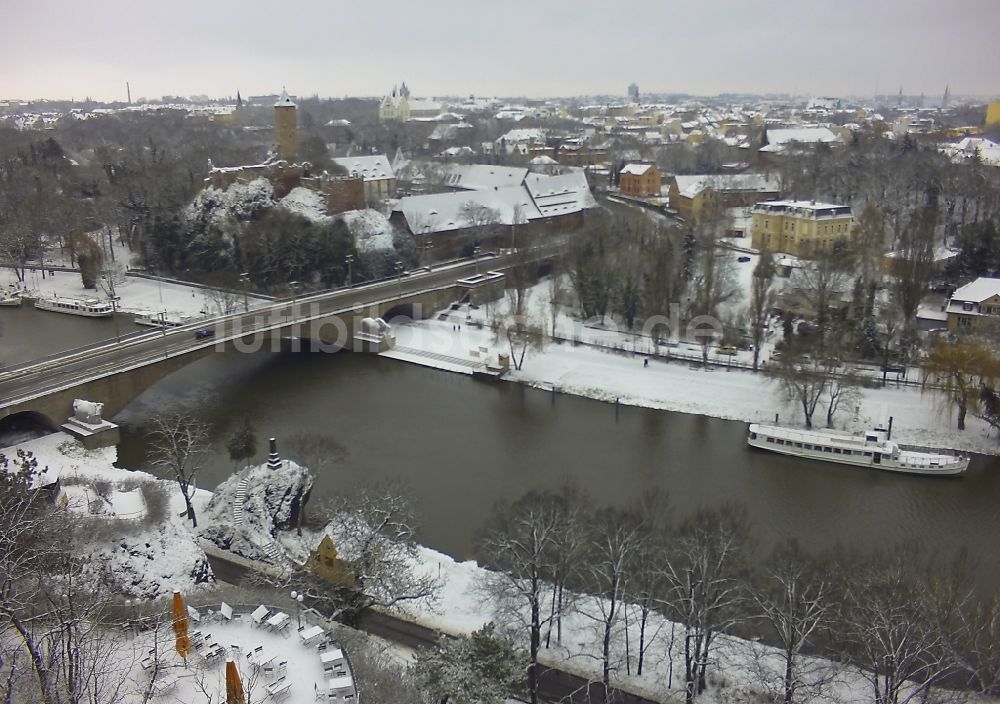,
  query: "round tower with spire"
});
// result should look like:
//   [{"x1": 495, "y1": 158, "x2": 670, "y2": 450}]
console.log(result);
[{"x1": 274, "y1": 88, "x2": 298, "y2": 162}]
